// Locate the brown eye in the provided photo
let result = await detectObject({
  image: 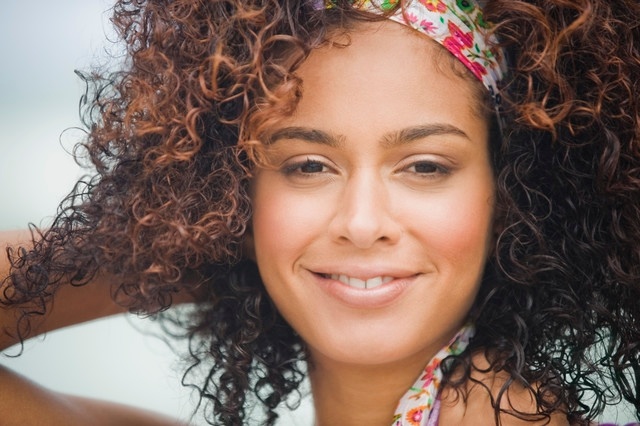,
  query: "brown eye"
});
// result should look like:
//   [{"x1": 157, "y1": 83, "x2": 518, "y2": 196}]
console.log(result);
[
  {"x1": 408, "y1": 161, "x2": 448, "y2": 175},
  {"x1": 282, "y1": 158, "x2": 331, "y2": 176},
  {"x1": 299, "y1": 160, "x2": 326, "y2": 173}
]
